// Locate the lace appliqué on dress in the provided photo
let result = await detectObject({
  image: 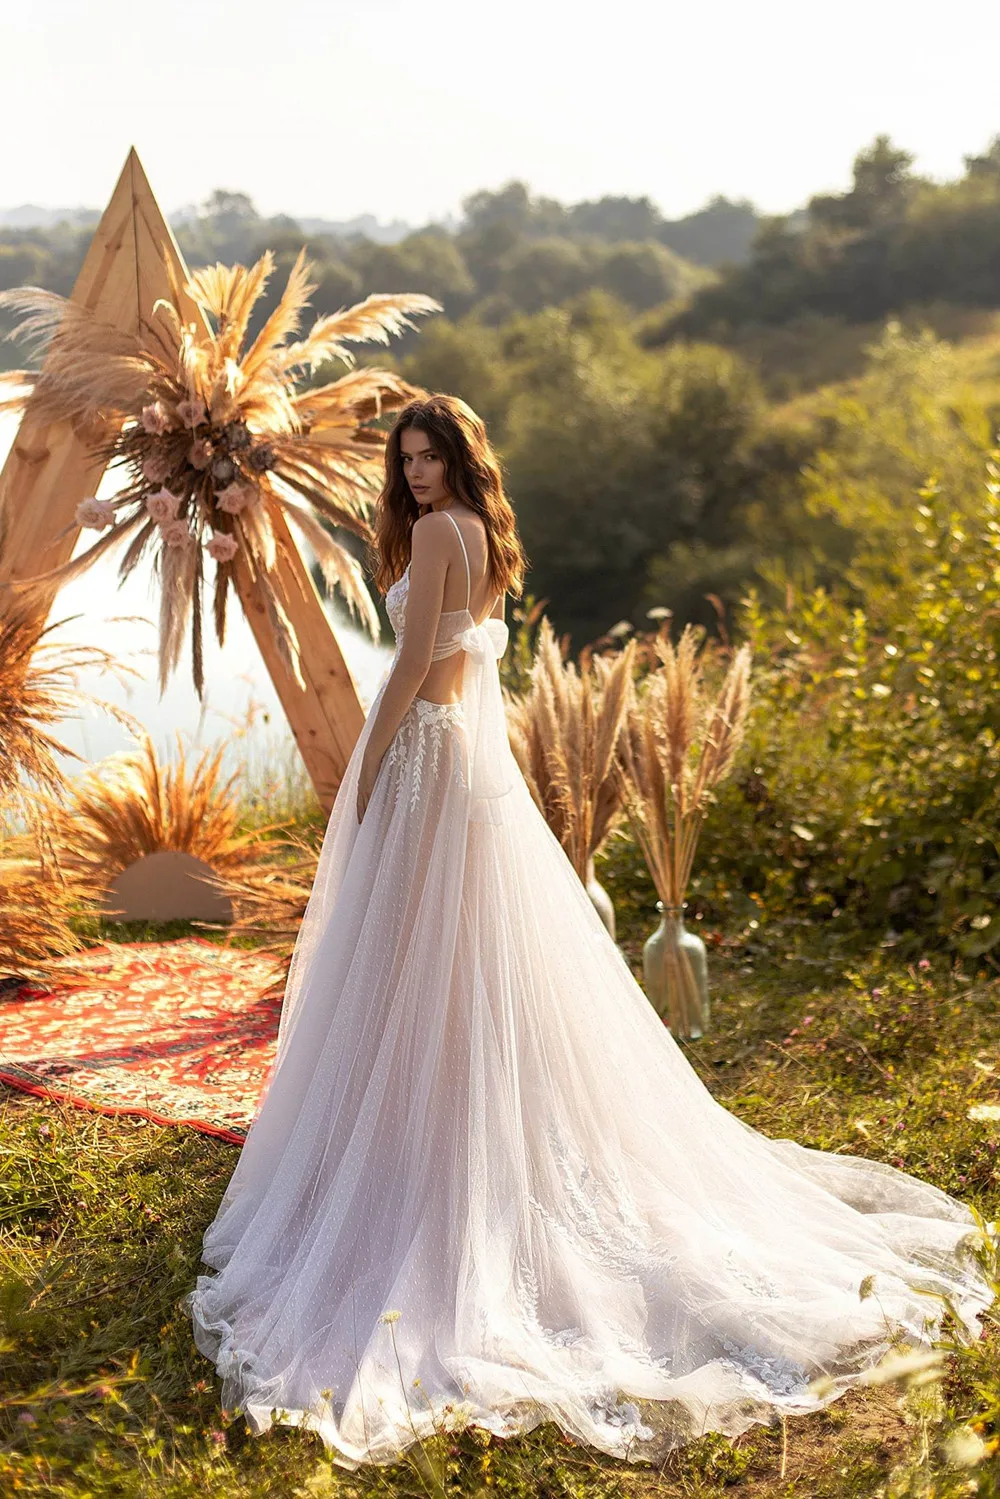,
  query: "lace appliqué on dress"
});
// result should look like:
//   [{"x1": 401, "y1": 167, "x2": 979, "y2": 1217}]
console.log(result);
[
  {"x1": 586, "y1": 1386, "x2": 655, "y2": 1444},
  {"x1": 725, "y1": 1246, "x2": 781, "y2": 1301},
  {"x1": 529, "y1": 1118, "x2": 679, "y2": 1281},
  {"x1": 382, "y1": 698, "x2": 468, "y2": 811},
  {"x1": 719, "y1": 1337, "x2": 811, "y2": 1397}
]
